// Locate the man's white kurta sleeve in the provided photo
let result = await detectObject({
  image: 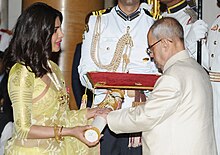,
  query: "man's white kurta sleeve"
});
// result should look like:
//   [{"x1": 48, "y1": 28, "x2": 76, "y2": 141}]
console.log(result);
[{"x1": 107, "y1": 75, "x2": 181, "y2": 134}]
